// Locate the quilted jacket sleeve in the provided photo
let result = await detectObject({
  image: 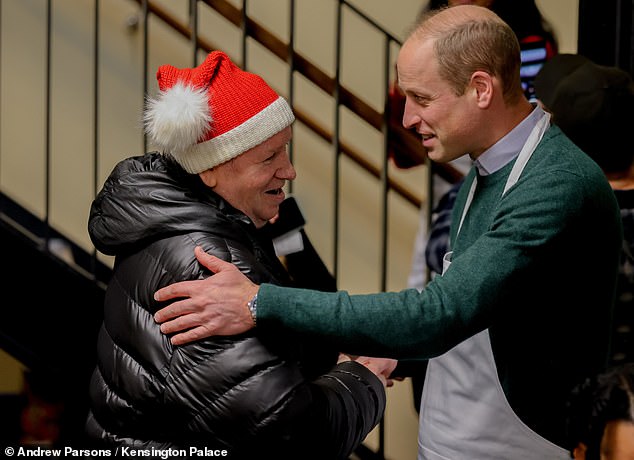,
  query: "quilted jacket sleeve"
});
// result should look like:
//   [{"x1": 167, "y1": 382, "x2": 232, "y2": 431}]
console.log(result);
[{"x1": 255, "y1": 360, "x2": 386, "y2": 460}]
